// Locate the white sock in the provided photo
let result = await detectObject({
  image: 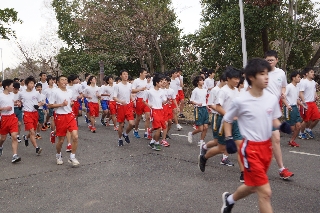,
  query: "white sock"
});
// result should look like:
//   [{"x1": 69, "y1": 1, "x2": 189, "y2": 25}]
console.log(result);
[
  {"x1": 150, "y1": 139, "x2": 155, "y2": 143},
  {"x1": 17, "y1": 135, "x2": 20, "y2": 138},
  {"x1": 56, "y1": 153, "x2": 61, "y2": 158},
  {"x1": 227, "y1": 194, "x2": 235, "y2": 205},
  {"x1": 203, "y1": 144, "x2": 207, "y2": 150},
  {"x1": 200, "y1": 140, "x2": 204, "y2": 143},
  {"x1": 155, "y1": 141, "x2": 159, "y2": 144},
  {"x1": 70, "y1": 153, "x2": 75, "y2": 159},
  {"x1": 124, "y1": 133, "x2": 128, "y2": 136},
  {"x1": 306, "y1": 128, "x2": 311, "y2": 131},
  {"x1": 223, "y1": 154, "x2": 228, "y2": 160},
  {"x1": 279, "y1": 167, "x2": 285, "y2": 172},
  {"x1": 13, "y1": 154, "x2": 17, "y2": 157},
  {"x1": 68, "y1": 143, "x2": 71, "y2": 146},
  {"x1": 145, "y1": 132, "x2": 148, "y2": 135}
]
